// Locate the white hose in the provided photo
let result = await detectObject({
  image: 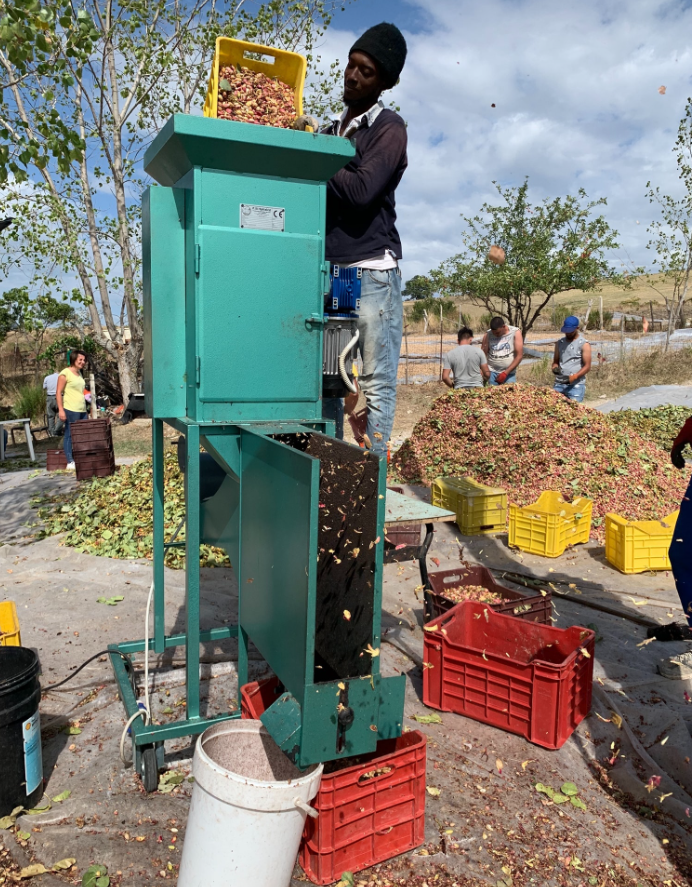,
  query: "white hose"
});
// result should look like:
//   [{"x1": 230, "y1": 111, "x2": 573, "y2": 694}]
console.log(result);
[
  {"x1": 119, "y1": 579, "x2": 155, "y2": 766},
  {"x1": 119, "y1": 709, "x2": 147, "y2": 764},
  {"x1": 144, "y1": 579, "x2": 153, "y2": 724},
  {"x1": 338, "y1": 328, "x2": 359, "y2": 394}
]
